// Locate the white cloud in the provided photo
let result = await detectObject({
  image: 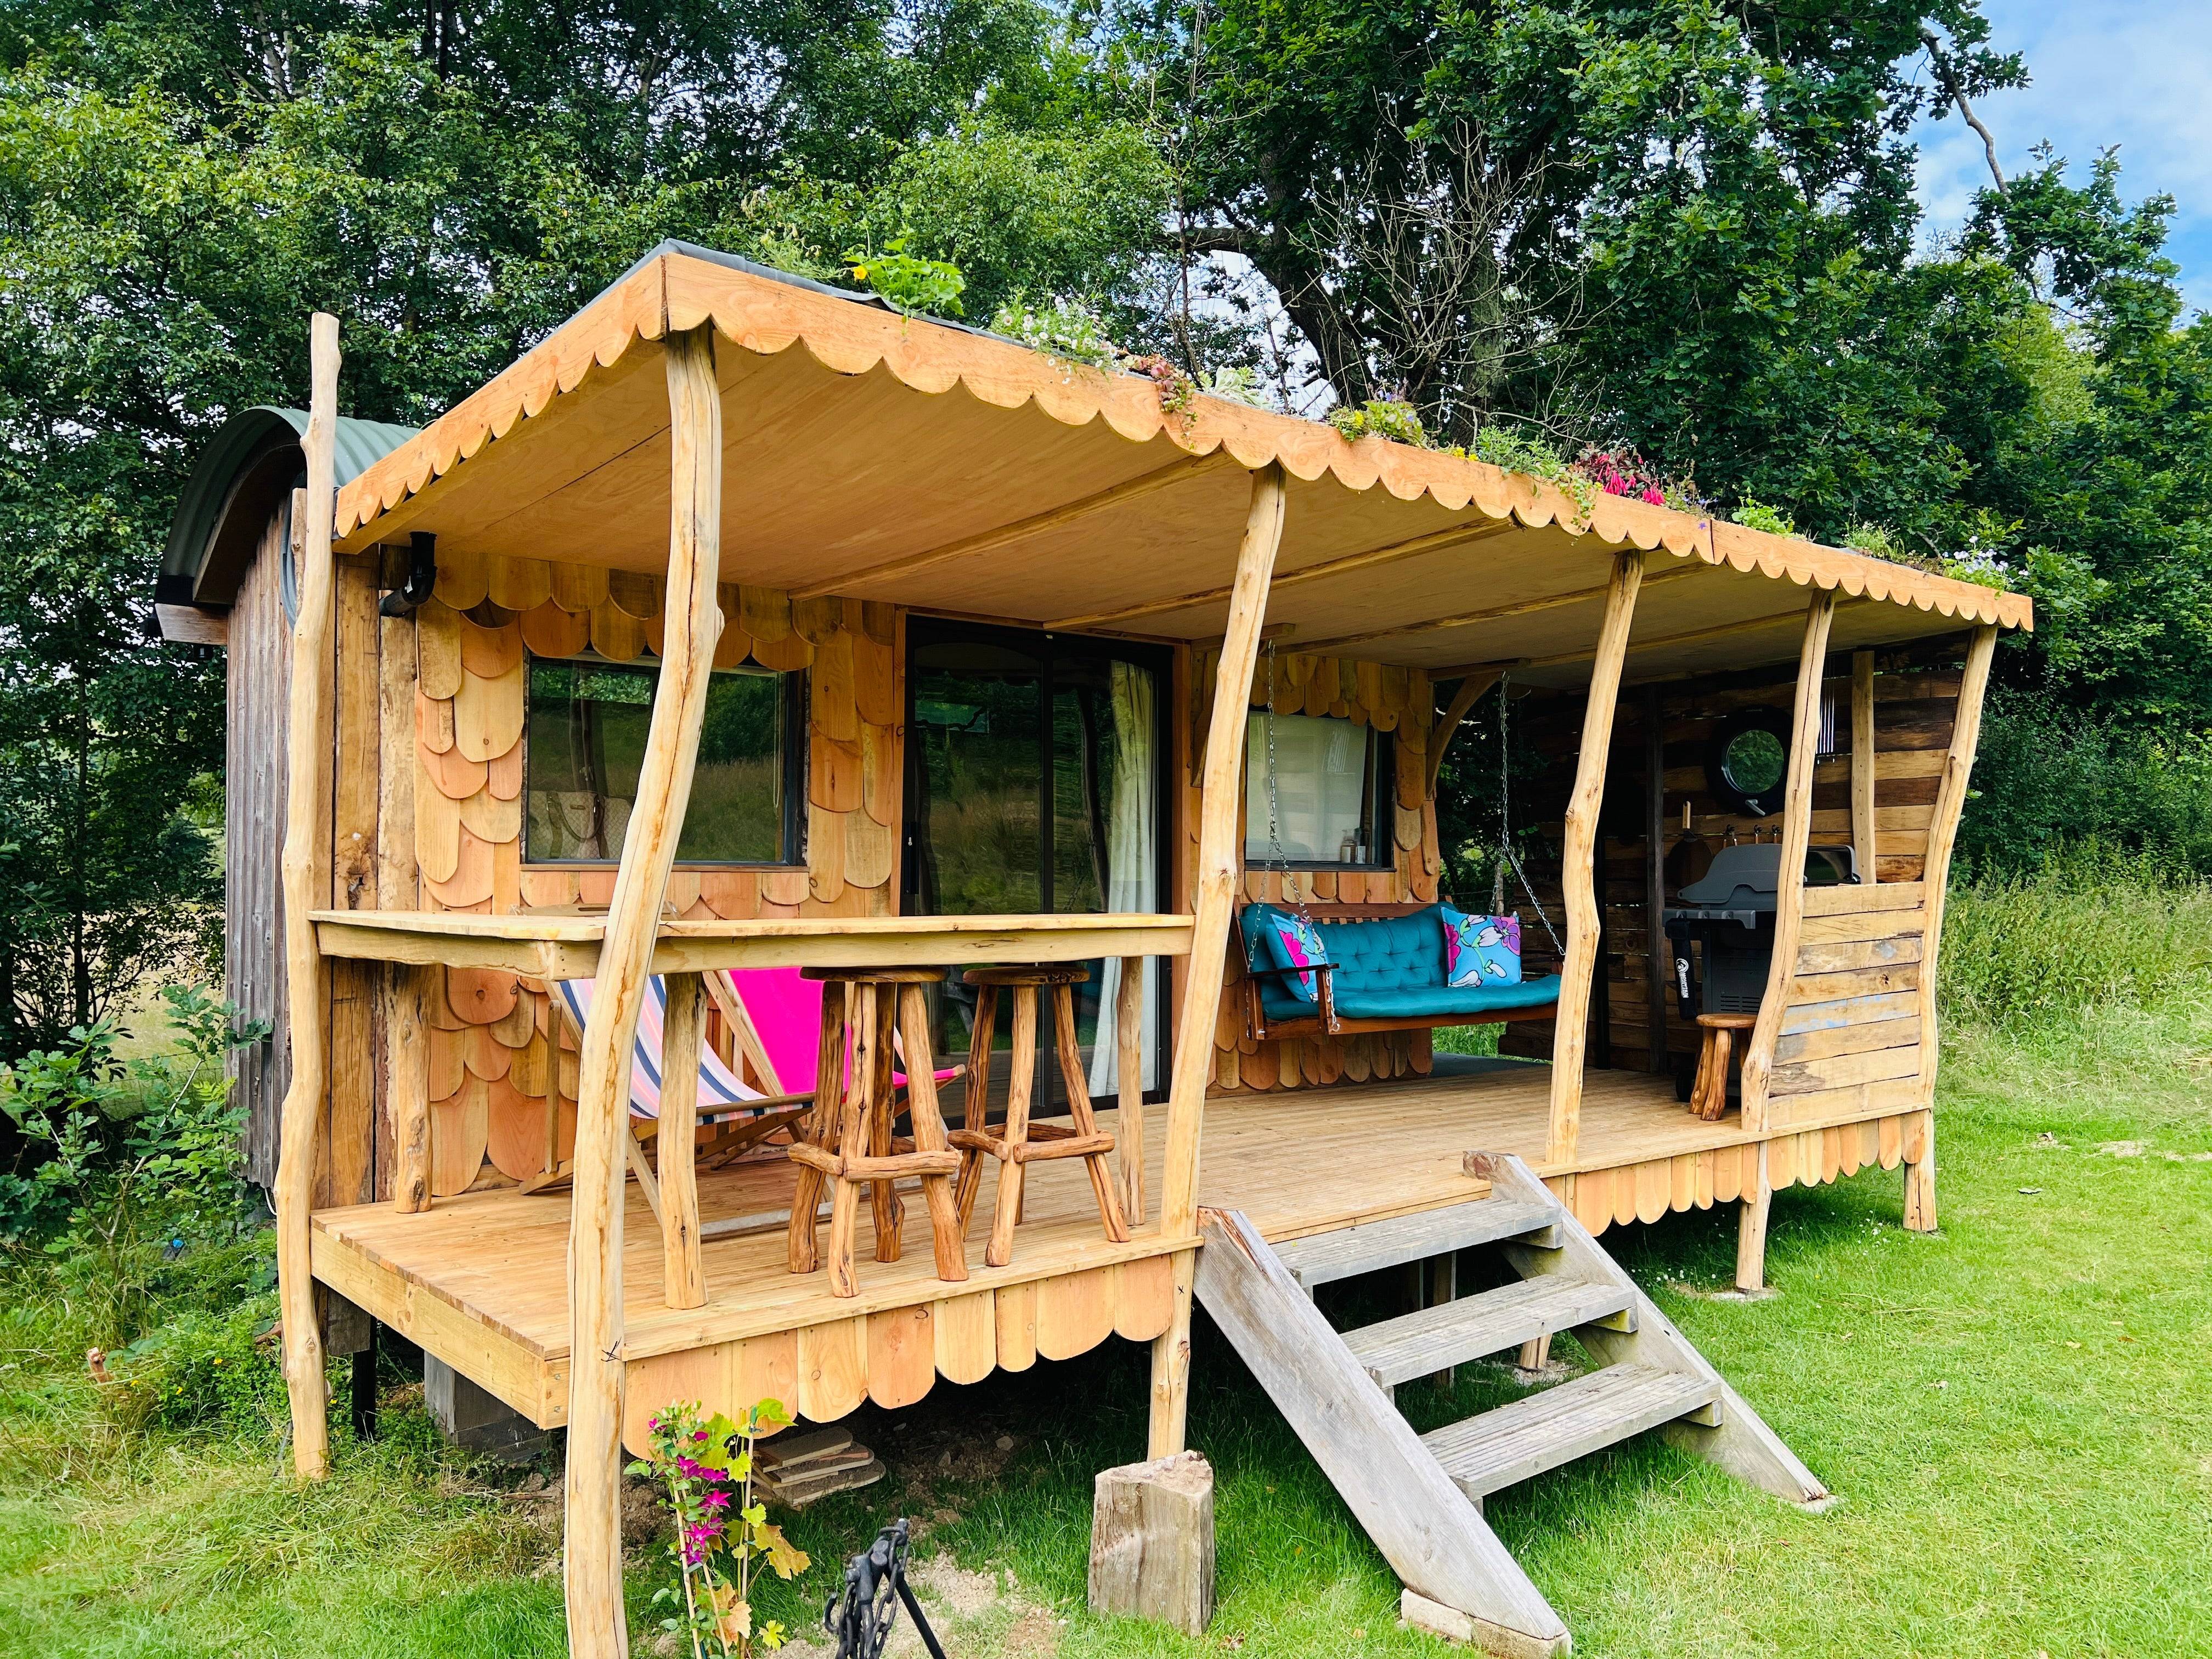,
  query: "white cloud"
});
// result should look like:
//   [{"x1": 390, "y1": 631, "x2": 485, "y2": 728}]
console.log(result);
[{"x1": 1911, "y1": 0, "x2": 2212, "y2": 311}]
